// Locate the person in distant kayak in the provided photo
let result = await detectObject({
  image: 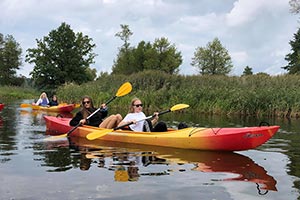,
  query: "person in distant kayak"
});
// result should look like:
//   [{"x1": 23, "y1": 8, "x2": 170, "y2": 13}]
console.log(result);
[
  {"x1": 117, "y1": 97, "x2": 167, "y2": 132},
  {"x1": 69, "y1": 96, "x2": 122, "y2": 128},
  {"x1": 48, "y1": 95, "x2": 59, "y2": 107},
  {"x1": 33, "y1": 92, "x2": 49, "y2": 106}
]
